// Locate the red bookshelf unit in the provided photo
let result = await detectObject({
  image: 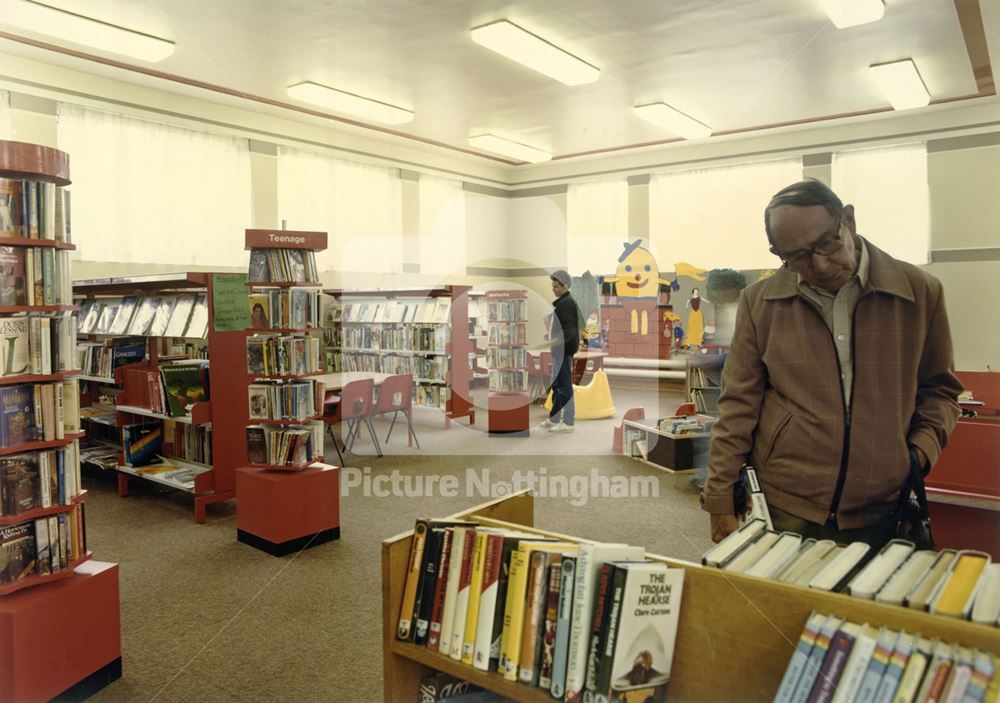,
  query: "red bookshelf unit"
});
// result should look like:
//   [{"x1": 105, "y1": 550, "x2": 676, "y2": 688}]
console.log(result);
[
  {"x1": 323, "y1": 285, "x2": 476, "y2": 428},
  {"x1": 486, "y1": 290, "x2": 530, "y2": 436},
  {"x1": 0, "y1": 140, "x2": 121, "y2": 700},
  {"x1": 236, "y1": 229, "x2": 340, "y2": 555},
  {"x1": 73, "y1": 272, "x2": 243, "y2": 523}
]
